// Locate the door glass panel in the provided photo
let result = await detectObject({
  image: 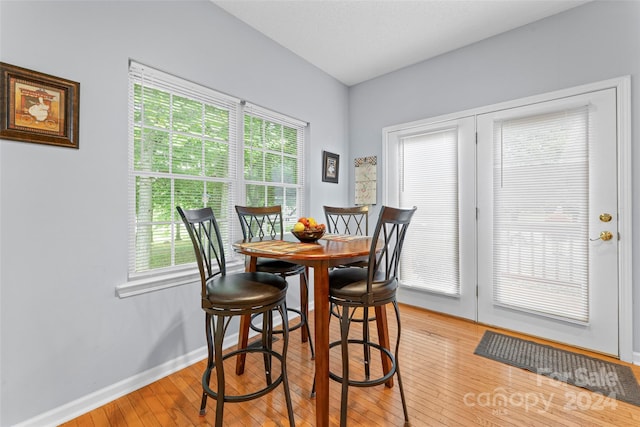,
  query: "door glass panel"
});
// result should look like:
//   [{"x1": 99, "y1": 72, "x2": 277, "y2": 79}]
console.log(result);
[
  {"x1": 400, "y1": 128, "x2": 459, "y2": 295},
  {"x1": 492, "y1": 107, "x2": 589, "y2": 322}
]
